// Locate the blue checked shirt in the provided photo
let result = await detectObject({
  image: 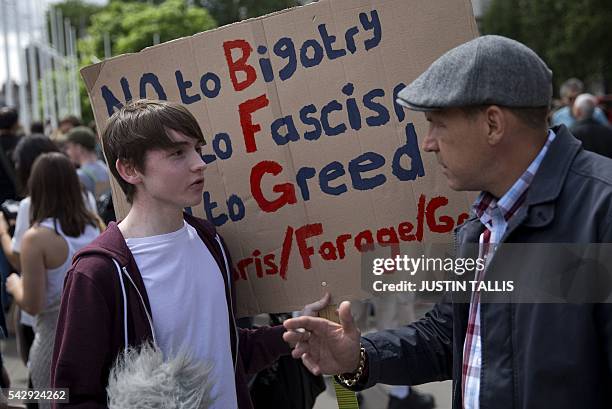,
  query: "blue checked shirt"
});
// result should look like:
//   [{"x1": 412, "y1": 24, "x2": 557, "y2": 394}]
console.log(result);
[{"x1": 462, "y1": 130, "x2": 556, "y2": 409}]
